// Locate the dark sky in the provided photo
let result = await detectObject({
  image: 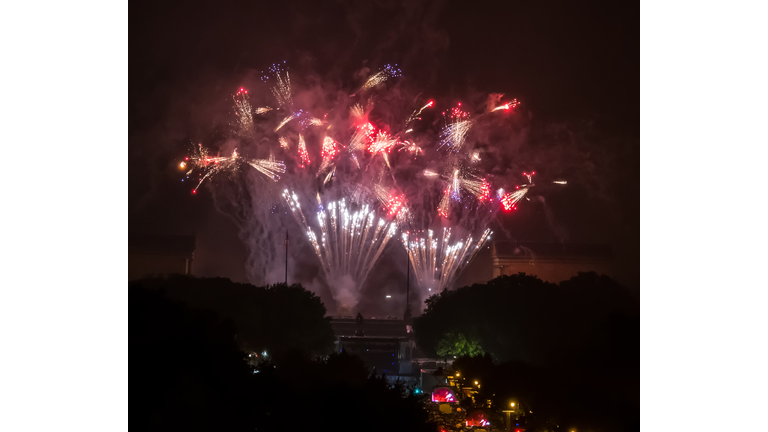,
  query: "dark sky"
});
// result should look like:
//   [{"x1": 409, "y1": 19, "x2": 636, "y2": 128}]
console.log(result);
[{"x1": 129, "y1": 0, "x2": 639, "y2": 310}]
